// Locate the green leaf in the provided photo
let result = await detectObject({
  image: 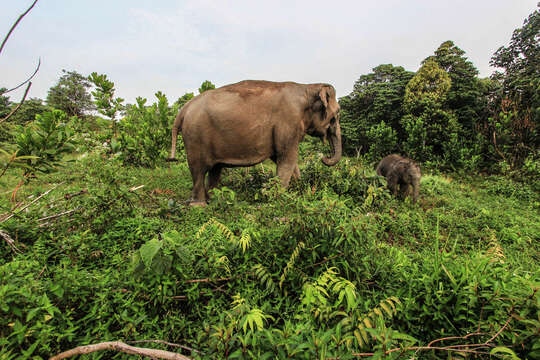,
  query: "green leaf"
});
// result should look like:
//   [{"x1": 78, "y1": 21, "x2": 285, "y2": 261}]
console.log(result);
[
  {"x1": 490, "y1": 347, "x2": 521, "y2": 359},
  {"x1": 139, "y1": 238, "x2": 162, "y2": 268}
]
